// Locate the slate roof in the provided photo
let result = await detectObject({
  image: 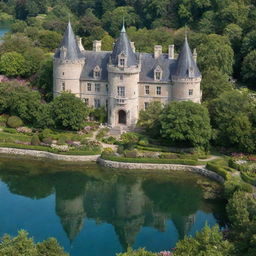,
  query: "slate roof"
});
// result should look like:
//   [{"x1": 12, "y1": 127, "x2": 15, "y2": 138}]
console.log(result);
[
  {"x1": 139, "y1": 53, "x2": 177, "y2": 82},
  {"x1": 56, "y1": 22, "x2": 201, "y2": 83},
  {"x1": 111, "y1": 25, "x2": 137, "y2": 67},
  {"x1": 174, "y1": 36, "x2": 201, "y2": 78},
  {"x1": 80, "y1": 51, "x2": 111, "y2": 81},
  {"x1": 54, "y1": 22, "x2": 83, "y2": 60}
]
